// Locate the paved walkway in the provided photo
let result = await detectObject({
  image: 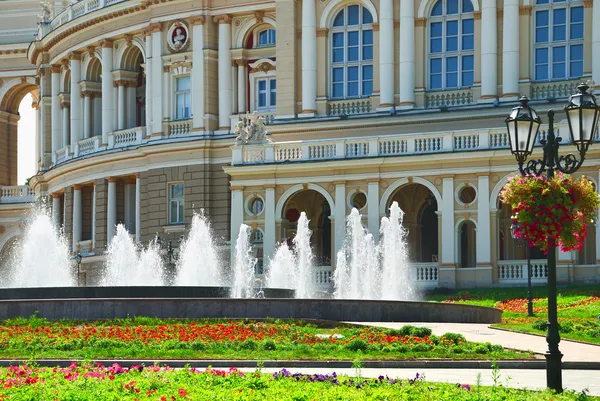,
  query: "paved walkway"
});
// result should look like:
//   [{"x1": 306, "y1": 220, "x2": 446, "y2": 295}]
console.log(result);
[
  {"x1": 241, "y1": 367, "x2": 600, "y2": 396},
  {"x1": 355, "y1": 322, "x2": 600, "y2": 362}
]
